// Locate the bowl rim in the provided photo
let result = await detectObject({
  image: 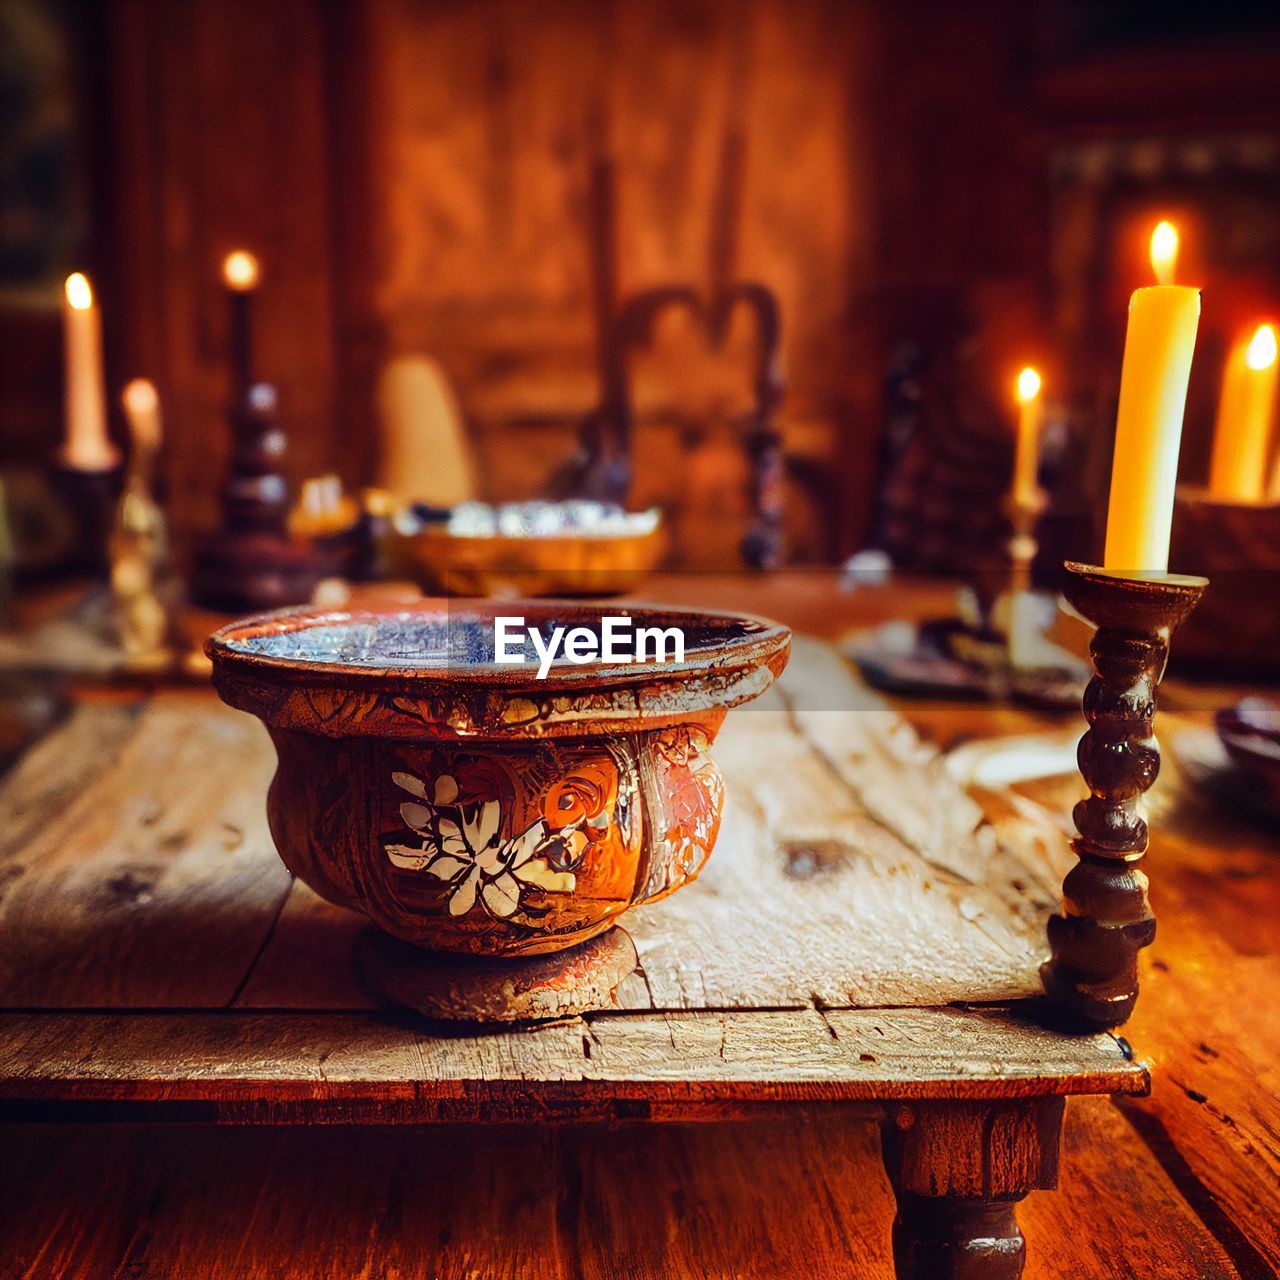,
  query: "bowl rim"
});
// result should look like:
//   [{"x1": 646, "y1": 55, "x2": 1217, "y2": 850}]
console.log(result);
[
  {"x1": 205, "y1": 597, "x2": 791, "y2": 737},
  {"x1": 207, "y1": 596, "x2": 786, "y2": 682}
]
